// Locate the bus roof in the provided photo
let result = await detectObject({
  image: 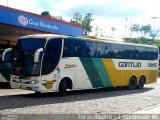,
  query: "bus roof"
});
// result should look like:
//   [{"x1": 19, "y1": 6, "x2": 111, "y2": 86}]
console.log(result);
[{"x1": 20, "y1": 34, "x2": 158, "y2": 49}]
